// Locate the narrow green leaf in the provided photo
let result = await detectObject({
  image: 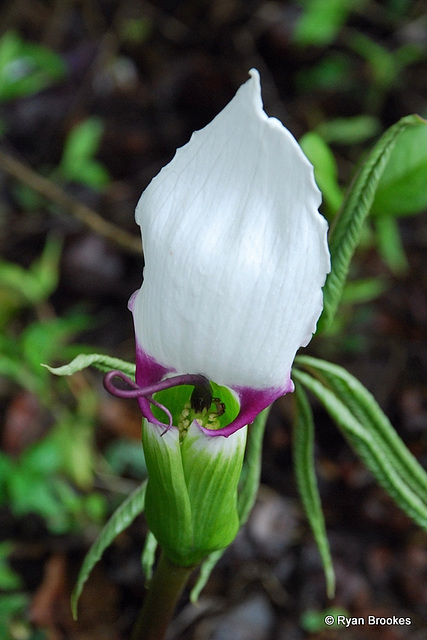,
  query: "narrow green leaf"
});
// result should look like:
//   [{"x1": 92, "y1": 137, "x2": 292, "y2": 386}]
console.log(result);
[
  {"x1": 71, "y1": 482, "x2": 146, "y2": 619},
  {"x1": 321, "y1": 114, "x2": 425, "y2": 329},
  {"x1": 190, "y1": 548, "x2": 224, "y2": 604},
  {"x1": 237, "y1": 408, "x2": 270, "y2": 525},
  {"x1": 190, "y1": 408, "x2": 270, "y2": 602},
  {"x1": 293, "y1": 368, "x2": 427, "y2": 530},
  {"x1": 293, "y1": 384, "x2": 335, "y2": 598},
  {"x1": 296, "y1": 356, "x2": 427, "y2": 498},
  {"x1": 43, "y1": 353, "x2": 136, "y2": 377},
  {"x1": 141, "y1": 531, "x2": 158, "y2": 585}
]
